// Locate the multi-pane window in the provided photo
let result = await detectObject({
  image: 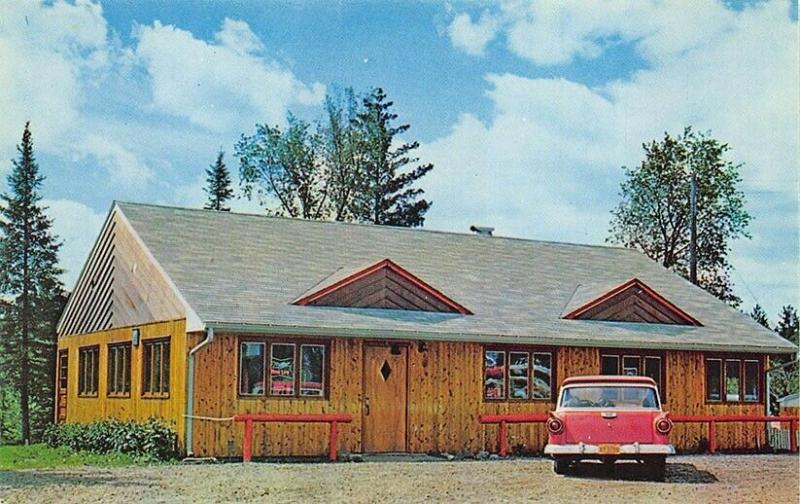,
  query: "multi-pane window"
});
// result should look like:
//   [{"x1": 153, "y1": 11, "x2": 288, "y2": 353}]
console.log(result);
[
  {"x1": 238, "y1": 339, "x2": 328, "y2": 398},
  {"x1": 706, "y1": 357, "x2": 760, "y2": 403},
  {"x1": 601, "y1": 352, "x2": 664, "y2": 398},
  {"x1": 78, "y1": 346, "x2": 99, "y2": 396},
  {"x1": 107, "y1": 343, "x2": 131, "y2": 397},
  {"x1": 483, "y1": 348, "x2": 553, "y2": 400},
  {"x1": 142, "y1": 338, "x2": 170, "y2": 397}
]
